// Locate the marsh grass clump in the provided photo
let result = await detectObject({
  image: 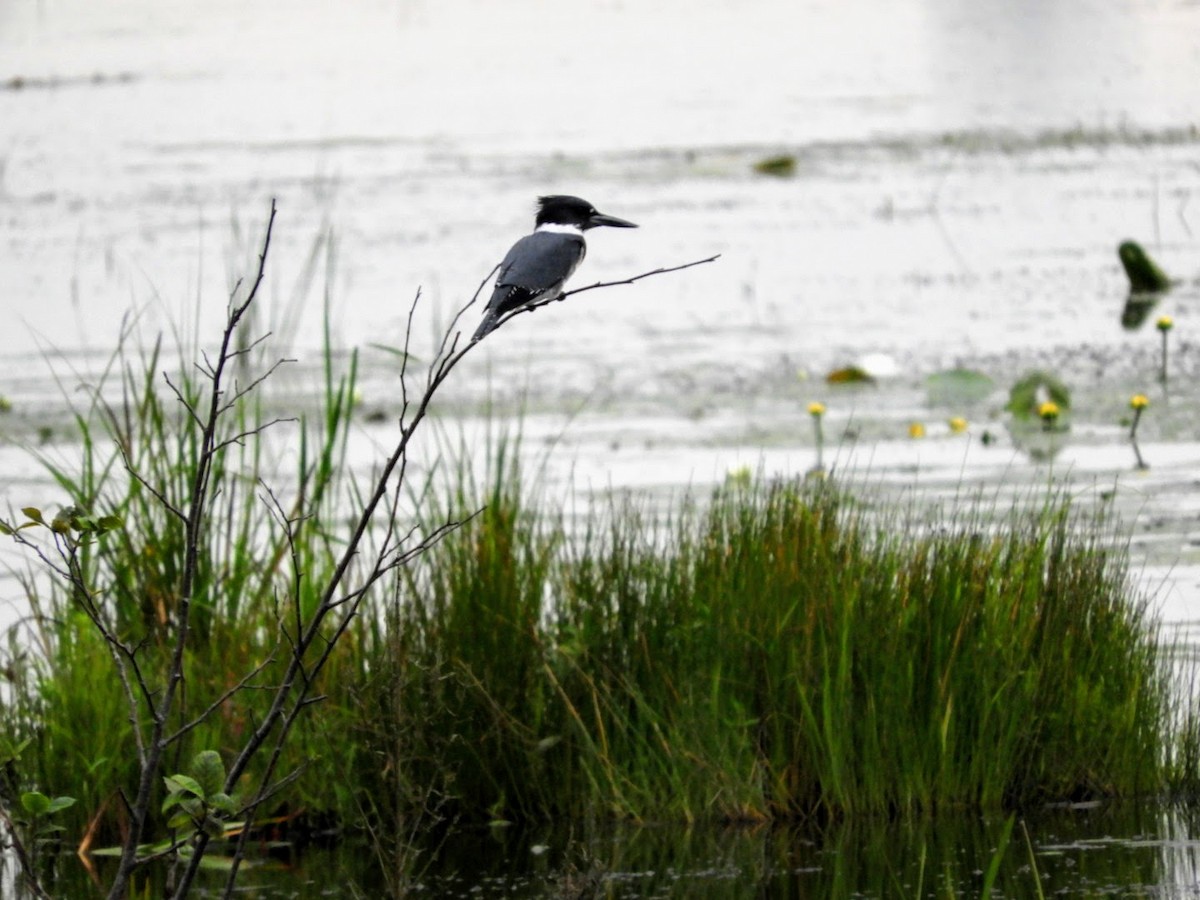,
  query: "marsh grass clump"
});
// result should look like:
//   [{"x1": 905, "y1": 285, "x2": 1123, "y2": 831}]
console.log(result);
[
  {"x1": 4, "y1": 407, "x2": 1179, "y2": 850},
  {"x1": 356, "y1": 475, "x2": 1174, "y2": 829},
  {"x1": 1119, "y1": 240, "x2": 1171, "y2": 294}
]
